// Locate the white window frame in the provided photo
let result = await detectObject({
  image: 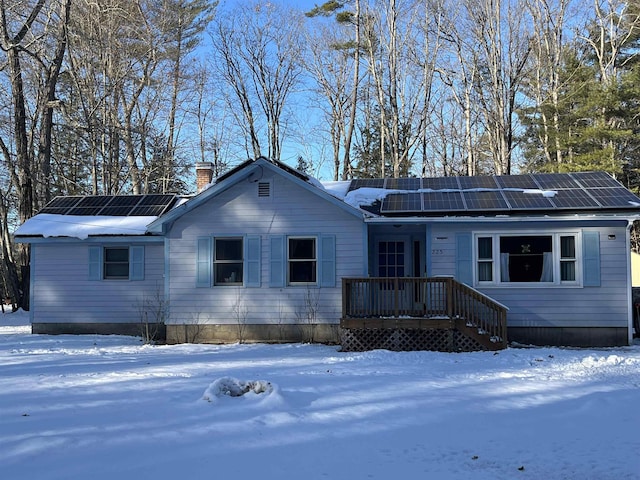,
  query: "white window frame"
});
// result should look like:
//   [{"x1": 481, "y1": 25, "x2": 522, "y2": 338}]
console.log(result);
[
  {"x1": 474, "y1": 231, "x2": 581, "y2": 287},
  {"x1": 287, "y1": 236, "x2": 317, "y2": 285},
  {"x1": 214, "y1": 237, "x2": 244, "y2": 286}
]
